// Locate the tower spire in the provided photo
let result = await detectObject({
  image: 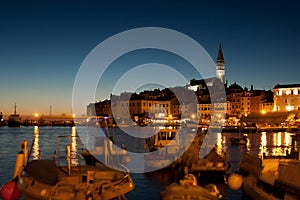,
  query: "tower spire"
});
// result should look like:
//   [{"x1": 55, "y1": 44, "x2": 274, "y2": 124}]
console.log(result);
[
  {"x1": 216, "y1": 44, "x2": 225, "y2": 83},
  {"x1": 217, "y1": 44, "x2": 225, "y2": 64}
]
